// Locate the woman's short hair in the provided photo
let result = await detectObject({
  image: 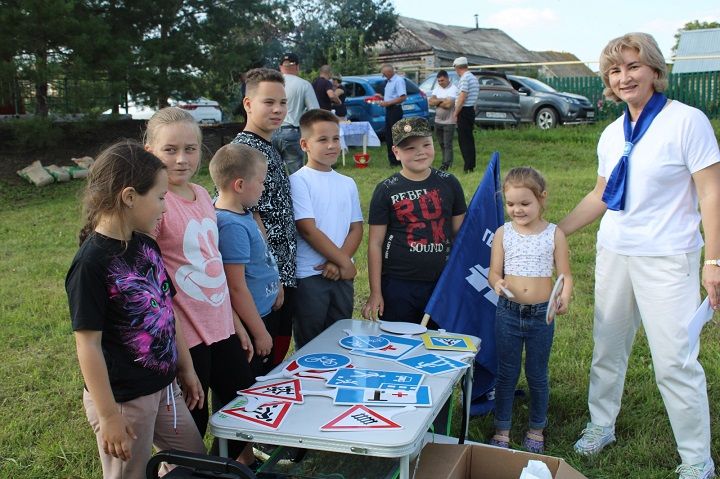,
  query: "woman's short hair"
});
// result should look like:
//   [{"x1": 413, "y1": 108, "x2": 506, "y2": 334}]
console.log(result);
[{"x1": 599, "y1": 32, "x2": 668, "y2": 103}]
